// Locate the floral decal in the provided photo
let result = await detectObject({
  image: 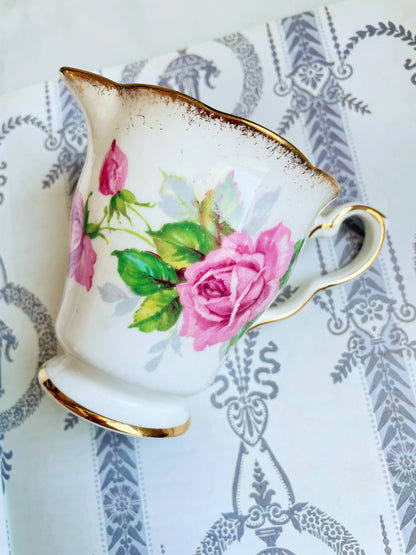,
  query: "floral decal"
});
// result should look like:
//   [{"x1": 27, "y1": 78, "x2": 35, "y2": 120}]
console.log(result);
[
  {"x1": 68, "y1": 139, "x2": 304, "y2": 351},
  {"x1": 68, "y1": 191, "x2": 97, "y2": 291},
  {"x1": 177, "y1": 226, "x2": 293, "y2": 351}
]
